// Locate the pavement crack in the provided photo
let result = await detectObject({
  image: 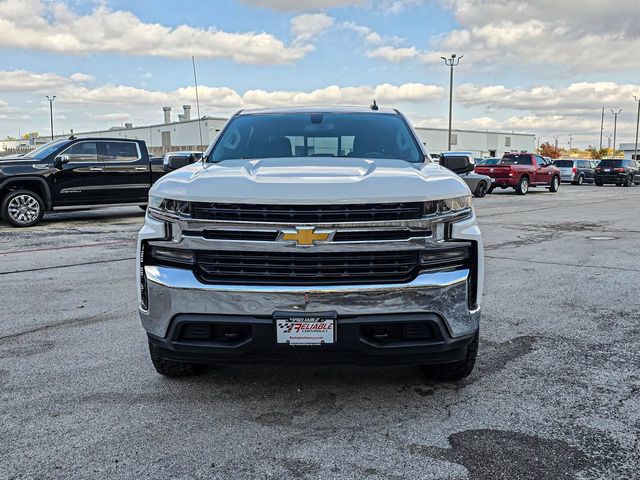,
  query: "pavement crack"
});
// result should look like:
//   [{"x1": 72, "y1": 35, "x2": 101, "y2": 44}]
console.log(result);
[
  {"x1": 0, "y1": 301, "x2": 132, "y2": 341},
  {"x1": 485, "y1": 255, "x2": 640, "y2": 272},
  {"x1": 0, "y1": 257, "x2": 136, "y2": 276}
]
